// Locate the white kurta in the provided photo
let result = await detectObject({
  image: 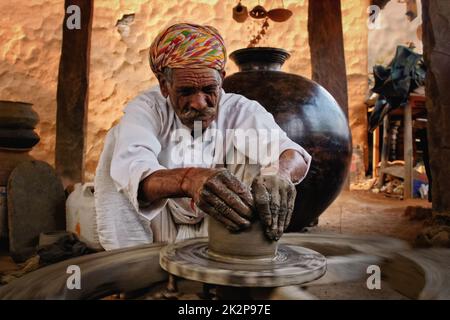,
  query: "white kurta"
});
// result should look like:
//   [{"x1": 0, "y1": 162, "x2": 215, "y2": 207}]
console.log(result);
[{"x1": 94, "y1": 86, "x2": 311, "y2": 250}]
